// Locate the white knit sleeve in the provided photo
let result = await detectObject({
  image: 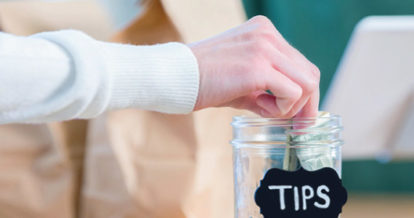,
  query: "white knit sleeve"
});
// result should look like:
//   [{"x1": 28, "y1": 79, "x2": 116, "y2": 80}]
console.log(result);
[{"x1": 0, "y1": 30, "x2": 199, "y2": 124}]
